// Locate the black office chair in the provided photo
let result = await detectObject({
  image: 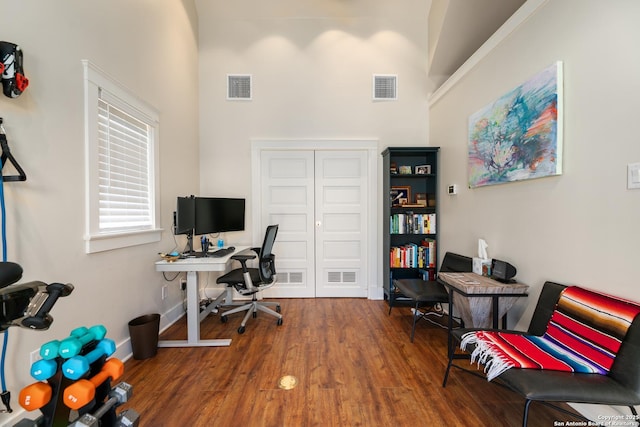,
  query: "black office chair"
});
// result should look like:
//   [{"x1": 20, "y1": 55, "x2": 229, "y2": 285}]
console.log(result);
[{"x1": 217, "y1": 225, "x2": 283, "y2": 334}]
